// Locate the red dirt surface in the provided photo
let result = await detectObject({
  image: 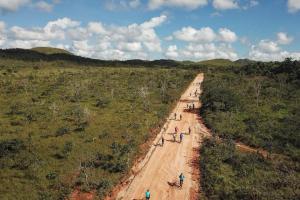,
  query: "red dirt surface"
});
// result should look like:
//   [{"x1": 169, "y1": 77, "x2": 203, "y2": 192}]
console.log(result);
[{"x1": 107, "y1": 73, "x2": 208, "y2": 200}]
